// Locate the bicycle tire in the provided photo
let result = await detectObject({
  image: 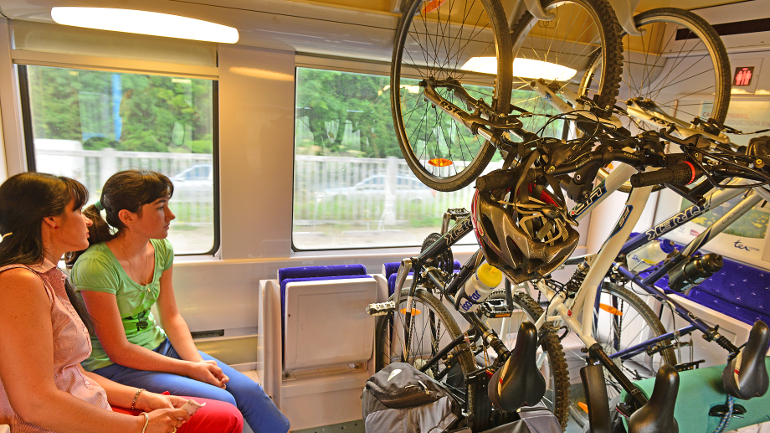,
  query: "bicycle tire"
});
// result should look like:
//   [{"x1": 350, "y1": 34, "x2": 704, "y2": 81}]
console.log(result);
[
  {"x1": 595, "y1": 8, "x2": 731, "y2": 193},
  {"x1": 483, "y1": 290, "x2": 570, "y2": 429},
  {"x1": 569, "y1": 282, "x2": 677, "y2": 427},
  {"x1": 621, "y1": 8, "x2": 731, "y2": 131},
  {"x1": 509, "y1": 0, "x2": 623, "y2": 139},
  {"x1": 390, "y1": 0, "x2": 513, "y2": 192},
  {"x1": 374, "y1": 287, "x2": 477, "y2": 421}
]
